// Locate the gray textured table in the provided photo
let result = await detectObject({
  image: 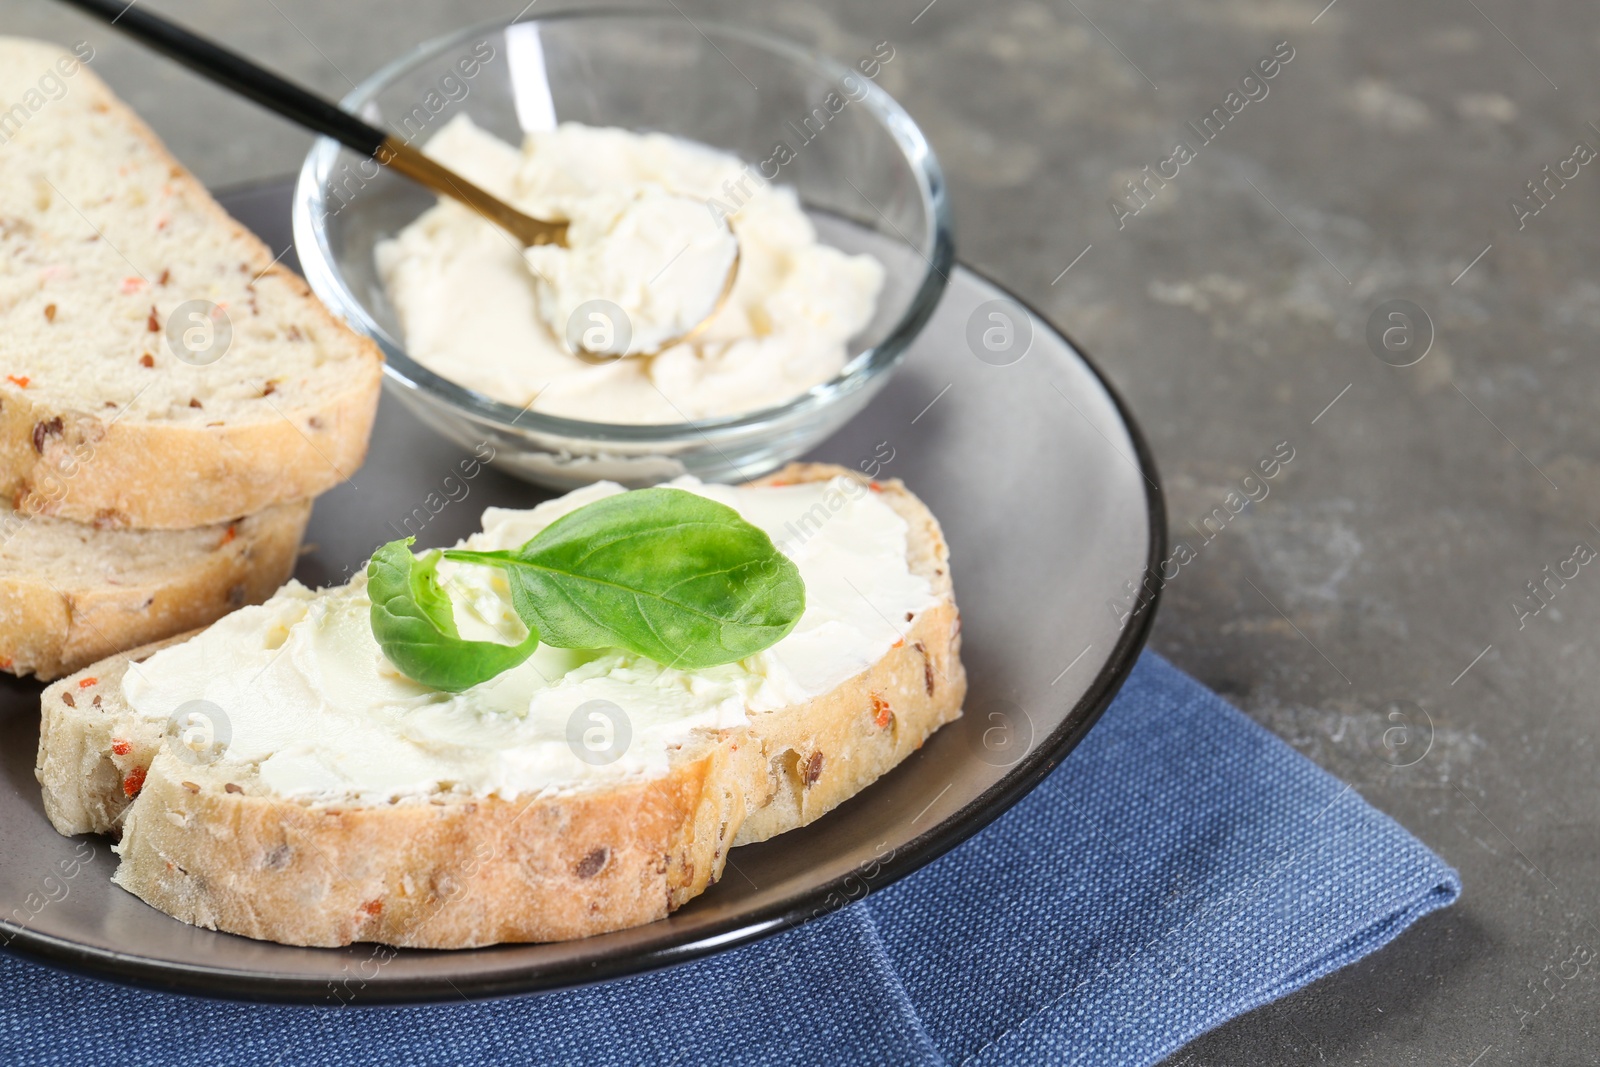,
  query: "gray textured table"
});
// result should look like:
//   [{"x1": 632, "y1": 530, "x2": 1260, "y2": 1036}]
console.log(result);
[{"x1": 5, "y1": 0, "x2": 1596, "y2": 1062}]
